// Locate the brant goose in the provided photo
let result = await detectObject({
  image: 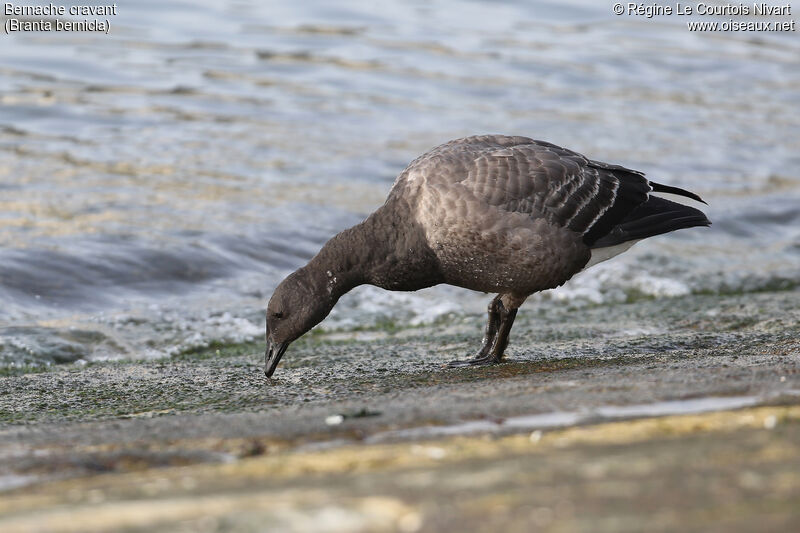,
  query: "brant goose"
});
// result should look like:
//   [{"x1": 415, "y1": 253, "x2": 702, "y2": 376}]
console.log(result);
[{"x1": 265, "y1": 135, "x2": 710, "y2": 376}]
